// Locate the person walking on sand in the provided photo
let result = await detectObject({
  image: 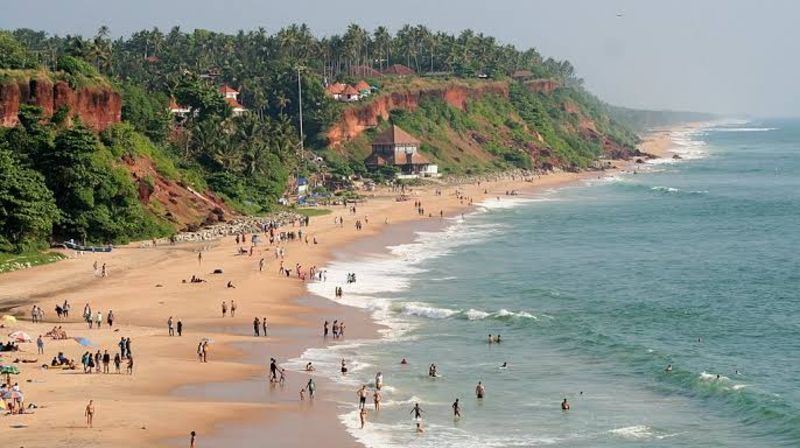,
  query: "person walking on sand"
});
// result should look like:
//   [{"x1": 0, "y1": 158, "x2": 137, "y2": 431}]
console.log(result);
[
  {"x1": 476, "y1": 381, "x2": 485, "y2": 399},
  {"x1": 262, "y1": 316, "x2": 267, "y2": 337},
  {"x1": 221, "y1": 301, "x2": 227, "y2": 317},
  {"x1": 85, "y1": 400, "x2": 95, "y2": 428},
  {"x1": 259, "y1": 258, "x2": 265, "y2": 272},
  {"x1": 253, "y1": 317, "x2": 260, "y2": 336},
  {"x1": 198, "y1": 251, "x2": 203, "y2": 265},
  {"x1": 190, "y1": 430, "x2": 197, "y2": 448},
  {"x1": 306, "y1": 378, "x2": 316, "y2": 398},
  {"x1": 230, "y1": 300, "x2": 237, "y2": 317},
  {"x1": 168, "y1": 316, "x2": 175, "y2": 336},
  {"x1": 177, "y1": 319, "x2": 183, "y2": 336},
  {"x1": 95, "y1": 310, "x2": 102, "y2": 329},
  {"x1": 36, "y1": 335, "x2": 44, "y2": 354}
]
